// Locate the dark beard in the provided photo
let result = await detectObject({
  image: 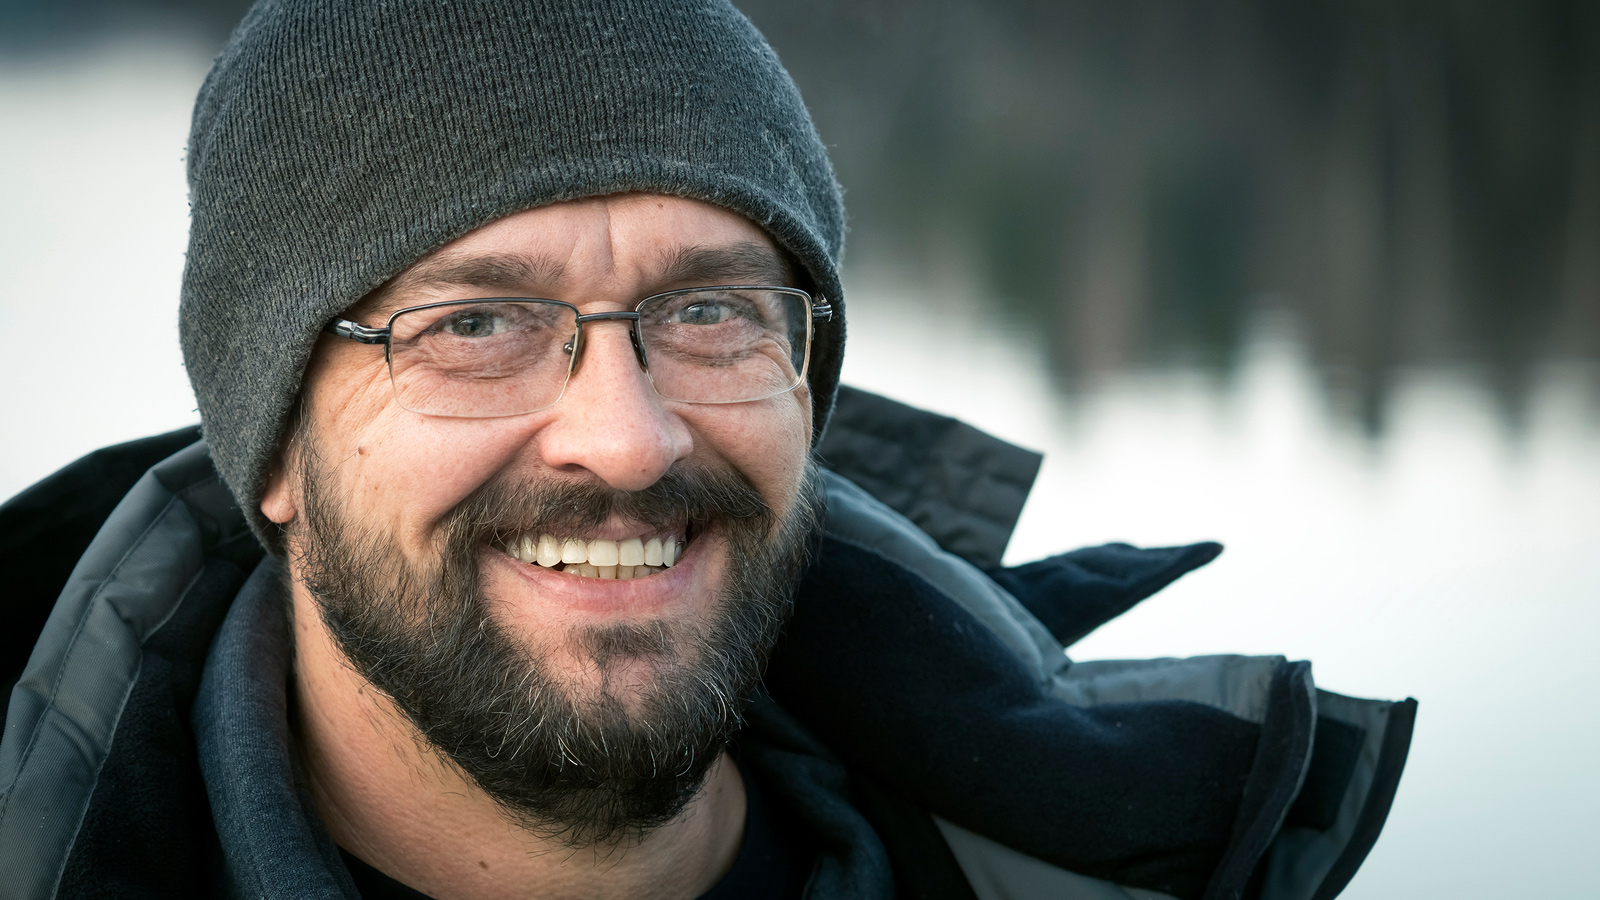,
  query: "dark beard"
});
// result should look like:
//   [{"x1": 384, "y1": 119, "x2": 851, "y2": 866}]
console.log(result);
[{"x1": 290, "y1": 442, "x2": 822, "y2": 847}]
